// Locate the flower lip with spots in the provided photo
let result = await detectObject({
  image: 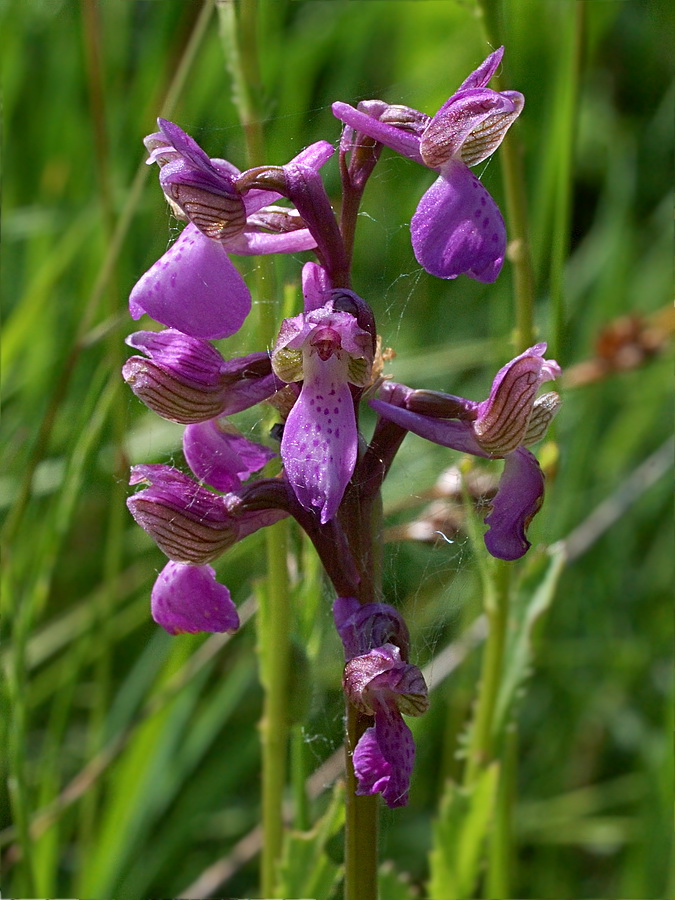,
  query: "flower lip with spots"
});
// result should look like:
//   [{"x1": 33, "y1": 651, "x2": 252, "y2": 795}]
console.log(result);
[{"x1": 272, "y1": 299, "x2": 374, "y2": 523}]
